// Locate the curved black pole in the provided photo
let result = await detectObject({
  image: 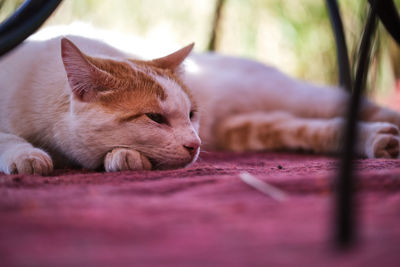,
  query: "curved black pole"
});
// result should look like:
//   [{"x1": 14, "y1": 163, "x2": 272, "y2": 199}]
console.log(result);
[
  {"x1": 336, "y1": 6, "x2": 377, "y2": 248},
  {"x1": 325, "y1": 0, "x2": 352, "y2": 91},
  {"x1": 369, "y1": 0, "x2": 400, "y2": 45},
  {"x1": 0, "y1": 0, "x2": 62, "y2": 57},
  {"x1": 327, "y1": 0, "x2": 379, "y2": 248}
]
